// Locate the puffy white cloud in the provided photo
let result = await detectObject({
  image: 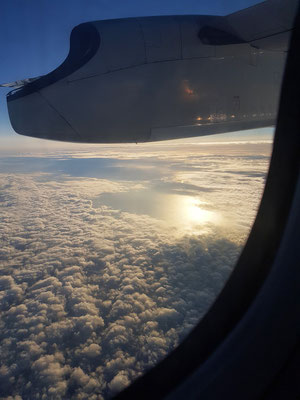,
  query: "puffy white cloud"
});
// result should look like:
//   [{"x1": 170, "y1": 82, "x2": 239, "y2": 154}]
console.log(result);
[
  {"x1": 81, "y1": 343, "x2": 102, "y2": 358},
  {"x1": 108, "y1": 371, "x2": 130, "y2": 394},
  {"x1": 0, "y1": 141, "x2": 269, "y2": 398}
]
